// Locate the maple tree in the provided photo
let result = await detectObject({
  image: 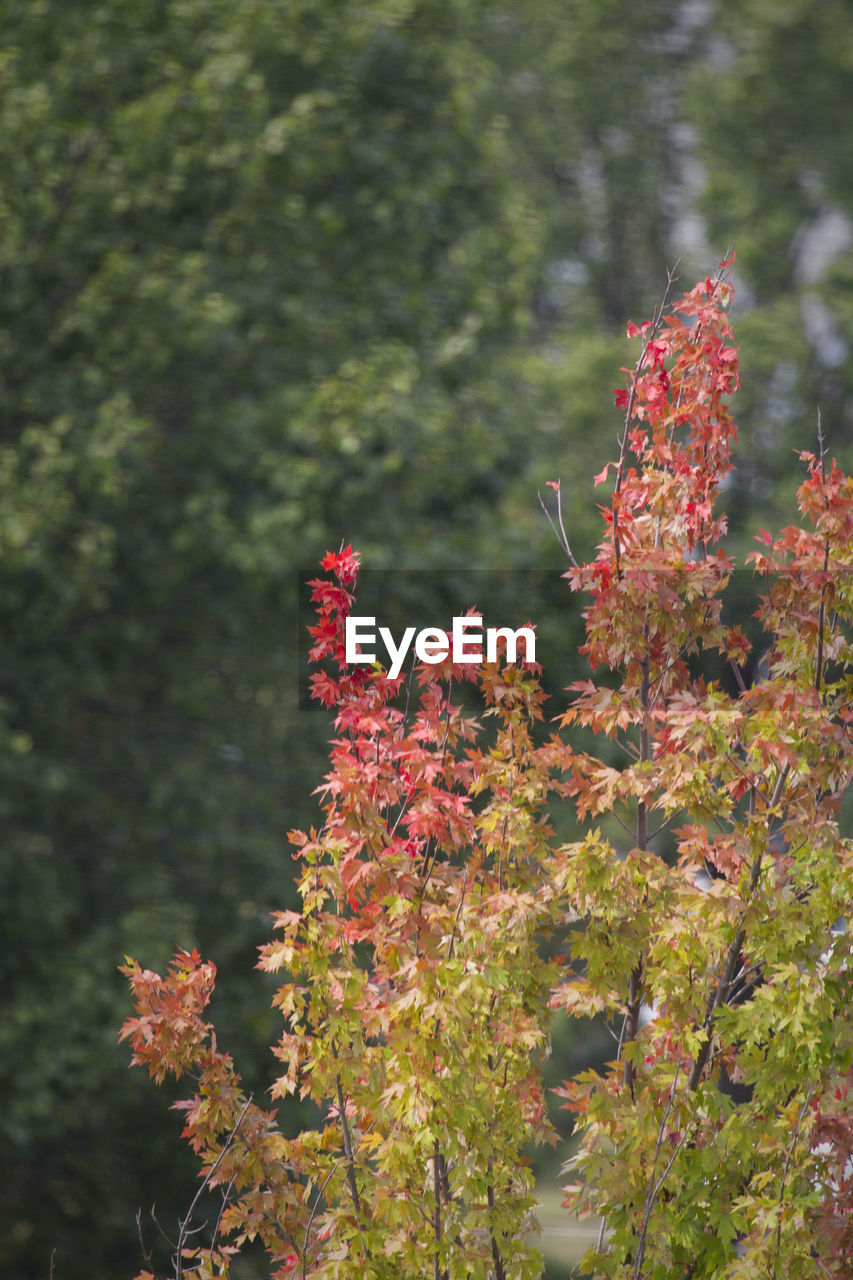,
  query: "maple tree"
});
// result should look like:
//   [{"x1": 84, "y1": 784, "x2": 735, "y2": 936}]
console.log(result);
[
  {"x1": 121, "y1": 259, "x2": 853, "y2": 1277},
  {"x1": 121, "y1": 543, "x2": 561, "y2": 1280},
  {"x1": 546, "y1": 256, "x2": 853, "y2": 1277}
]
